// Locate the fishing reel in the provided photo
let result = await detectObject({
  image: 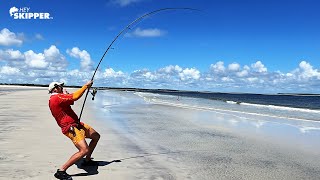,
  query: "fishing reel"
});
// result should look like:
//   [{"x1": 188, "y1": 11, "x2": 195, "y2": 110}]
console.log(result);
[{"x1": 90, "y1": 88, "x2": 98, "y2": 100}]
